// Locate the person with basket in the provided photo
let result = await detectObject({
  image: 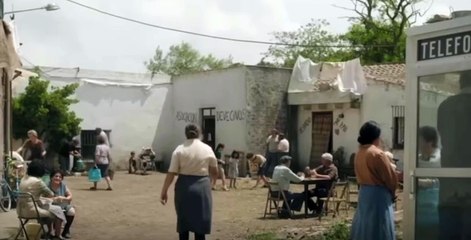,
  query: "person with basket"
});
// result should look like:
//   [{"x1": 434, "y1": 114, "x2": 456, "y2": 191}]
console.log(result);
[{"x1": 89, "y1": 135, "x2": 113, "y2": 191}]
